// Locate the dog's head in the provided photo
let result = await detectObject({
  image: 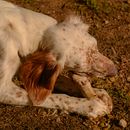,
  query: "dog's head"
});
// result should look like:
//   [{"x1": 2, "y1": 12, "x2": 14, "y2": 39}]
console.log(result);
[
  {"x1": 81, "y1": 38, "x2": 117, "y2": 78},
  {"x1": 62, "y1": 16, "x2": 117, "y2": 78},
  {"x1": 85, "y1": 34, "x2": 117, "y2": 78}
]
